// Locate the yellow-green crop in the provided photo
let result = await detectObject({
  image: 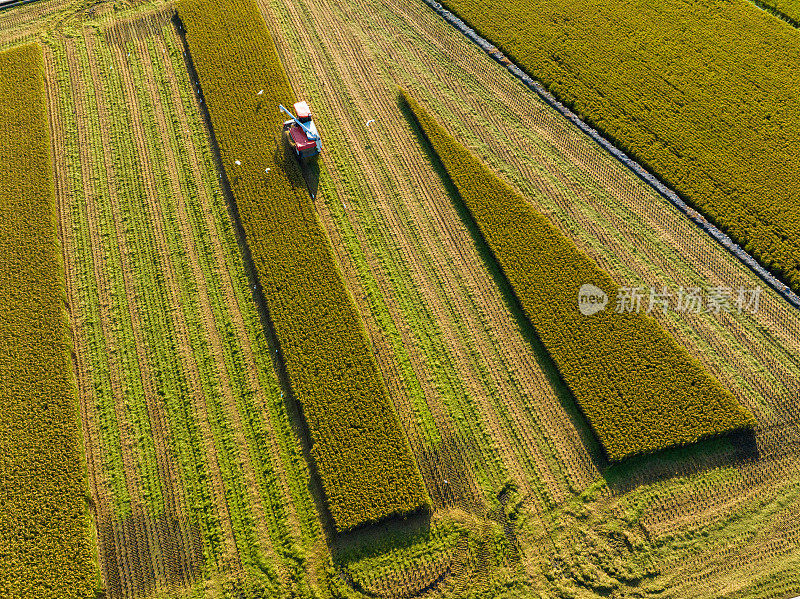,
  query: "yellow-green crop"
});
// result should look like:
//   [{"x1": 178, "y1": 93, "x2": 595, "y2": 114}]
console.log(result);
[
  {"x1": 439, "y1": 0, "x2": 800, "y2": 293},
  {"x1": 0, "y1": 43, "x2": 98, "y2": 598},
  {"x1": 177, "y1": 0, "x2": 428, "y2": 531},
  {"x1": 402, "y1": 91, "x2": 754, "y2": 461}
]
